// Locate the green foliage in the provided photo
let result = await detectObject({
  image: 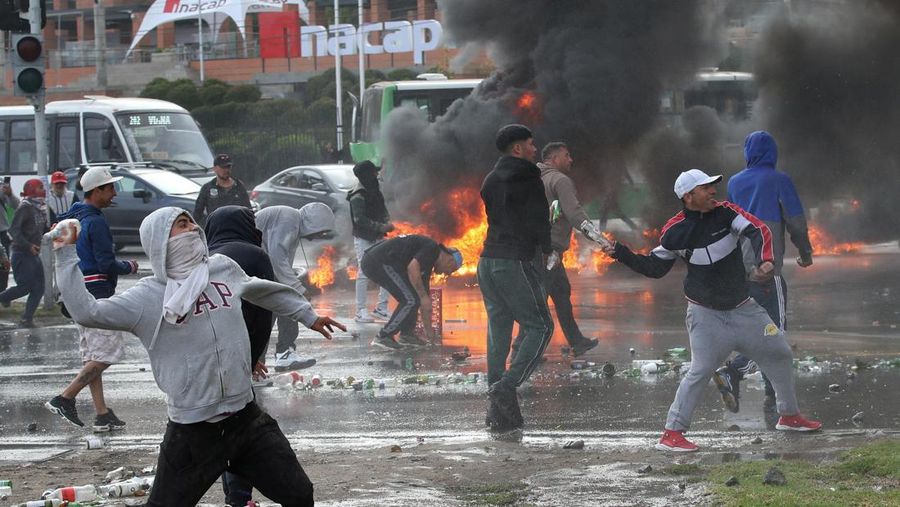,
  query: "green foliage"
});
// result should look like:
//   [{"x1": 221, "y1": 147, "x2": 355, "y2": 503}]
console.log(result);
[
  {"x1": 386, "y1": 68, "x2": 418, "y2": 81},
  {"x1": 224, "y1": 84, "x2": 261, "y2": 103},
  {"x1": 836, "y1": 440, "x2": 900, "y2": 479}
]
